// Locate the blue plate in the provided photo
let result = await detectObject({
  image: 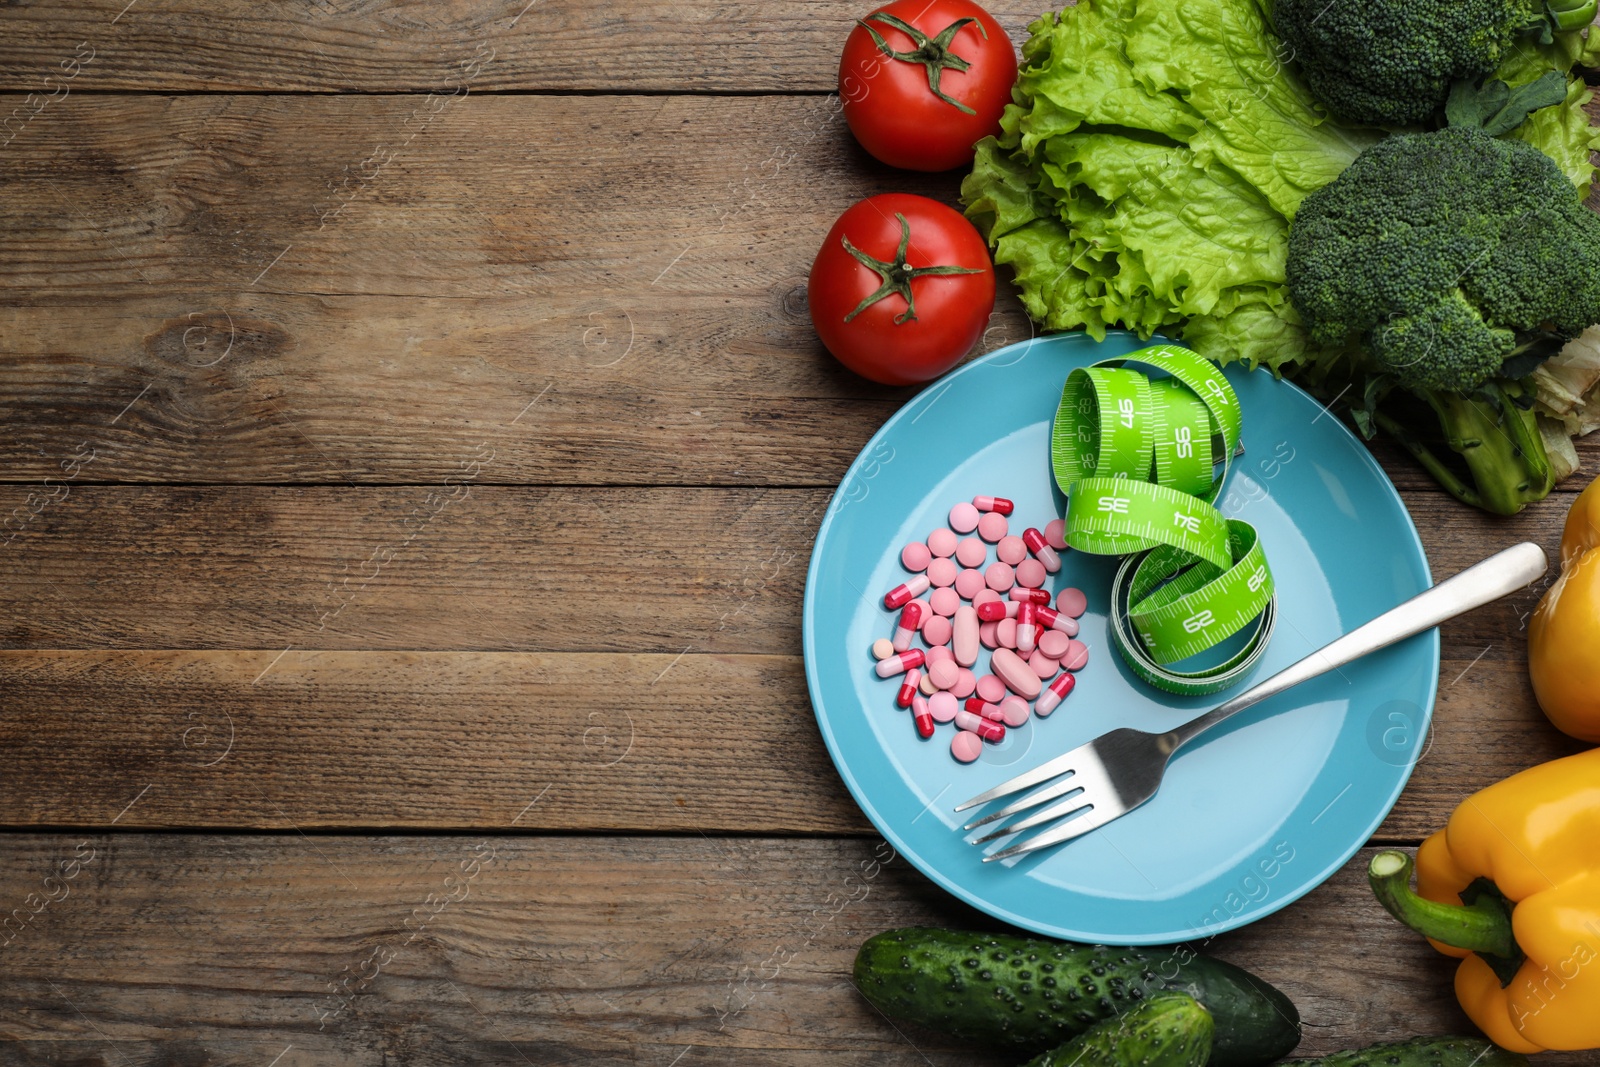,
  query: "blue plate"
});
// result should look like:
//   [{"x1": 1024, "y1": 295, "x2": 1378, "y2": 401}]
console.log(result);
[{"x1": 802, "y1": 332, "x2": 1437, "y2": 945}]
